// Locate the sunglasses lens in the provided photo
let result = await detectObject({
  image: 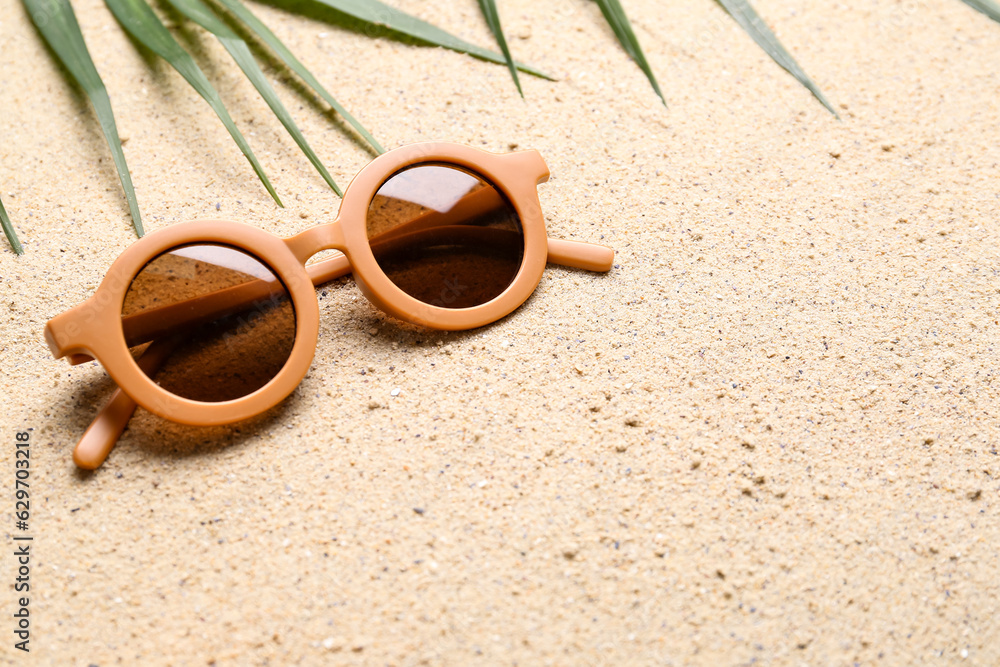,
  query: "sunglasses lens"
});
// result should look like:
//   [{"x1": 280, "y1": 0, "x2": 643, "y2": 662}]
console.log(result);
[
  {"x1": 366, "y1": 164, "x2": 524, "y2": 309},
  {"x1": 121, "y1": 244, "x2": 296, "y2": 403}
]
